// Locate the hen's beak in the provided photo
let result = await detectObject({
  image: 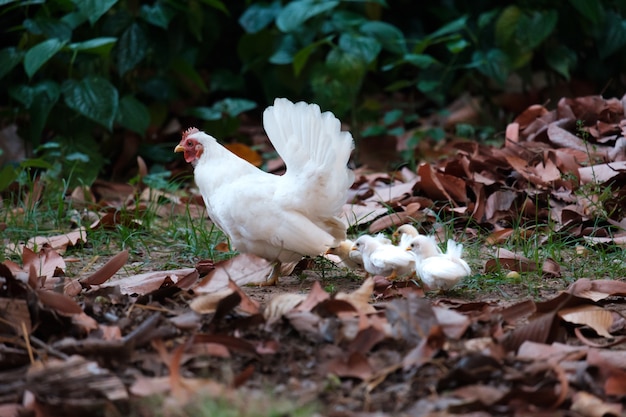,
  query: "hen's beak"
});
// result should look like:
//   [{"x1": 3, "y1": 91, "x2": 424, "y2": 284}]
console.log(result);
[{"x1": 174, "y1": 145, "x2": 184, "y2": 153}]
